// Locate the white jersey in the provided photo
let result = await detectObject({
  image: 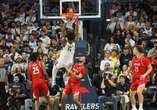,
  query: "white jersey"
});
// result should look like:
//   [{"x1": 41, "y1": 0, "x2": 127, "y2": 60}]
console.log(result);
[{"x1": 58, "y1": 42, "x2": 75, "y2": 64}]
